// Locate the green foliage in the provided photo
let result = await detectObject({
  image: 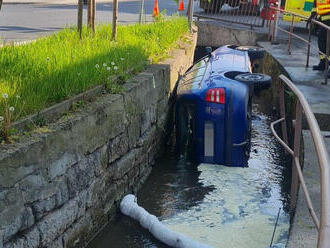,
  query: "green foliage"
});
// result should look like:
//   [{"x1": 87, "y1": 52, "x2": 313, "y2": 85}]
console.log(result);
[
  {"x1": 0, "y1": 17, "x2": 188, "y2": 122},
  {"x1": 153, "y1": 9, "x2": 168, "y2": 23}
]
